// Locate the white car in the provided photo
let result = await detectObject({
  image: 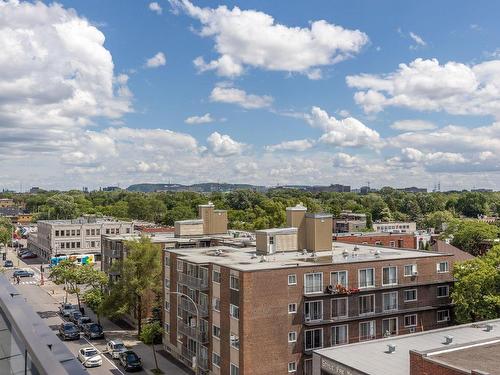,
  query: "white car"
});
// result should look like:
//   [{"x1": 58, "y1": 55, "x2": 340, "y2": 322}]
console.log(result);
[
  {"x1": 107, "y1": 339, "x2": 126, "y2": 359},
  {"x1": 77, "y1": 347, "x2": 102, "y2": 368}
]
